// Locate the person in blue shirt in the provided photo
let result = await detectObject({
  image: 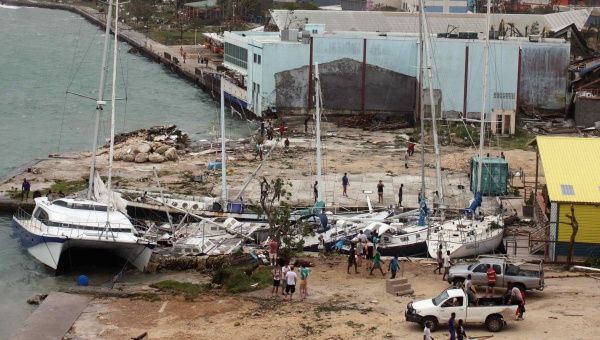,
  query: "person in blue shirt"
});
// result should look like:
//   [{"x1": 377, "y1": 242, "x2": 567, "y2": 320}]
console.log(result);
[
  {"x1": 388, "y1": 255, "x2": 399, "y2": 279},
  {"x1": 449, "y1": 312, "x2": 457, "y2": 340}
]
